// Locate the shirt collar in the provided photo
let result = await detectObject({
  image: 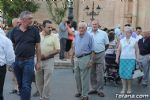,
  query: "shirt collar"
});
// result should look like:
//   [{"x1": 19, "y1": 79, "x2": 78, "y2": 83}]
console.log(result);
[{"x1": 16, "y1": 26, "x2": 32, "y2": 31}]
